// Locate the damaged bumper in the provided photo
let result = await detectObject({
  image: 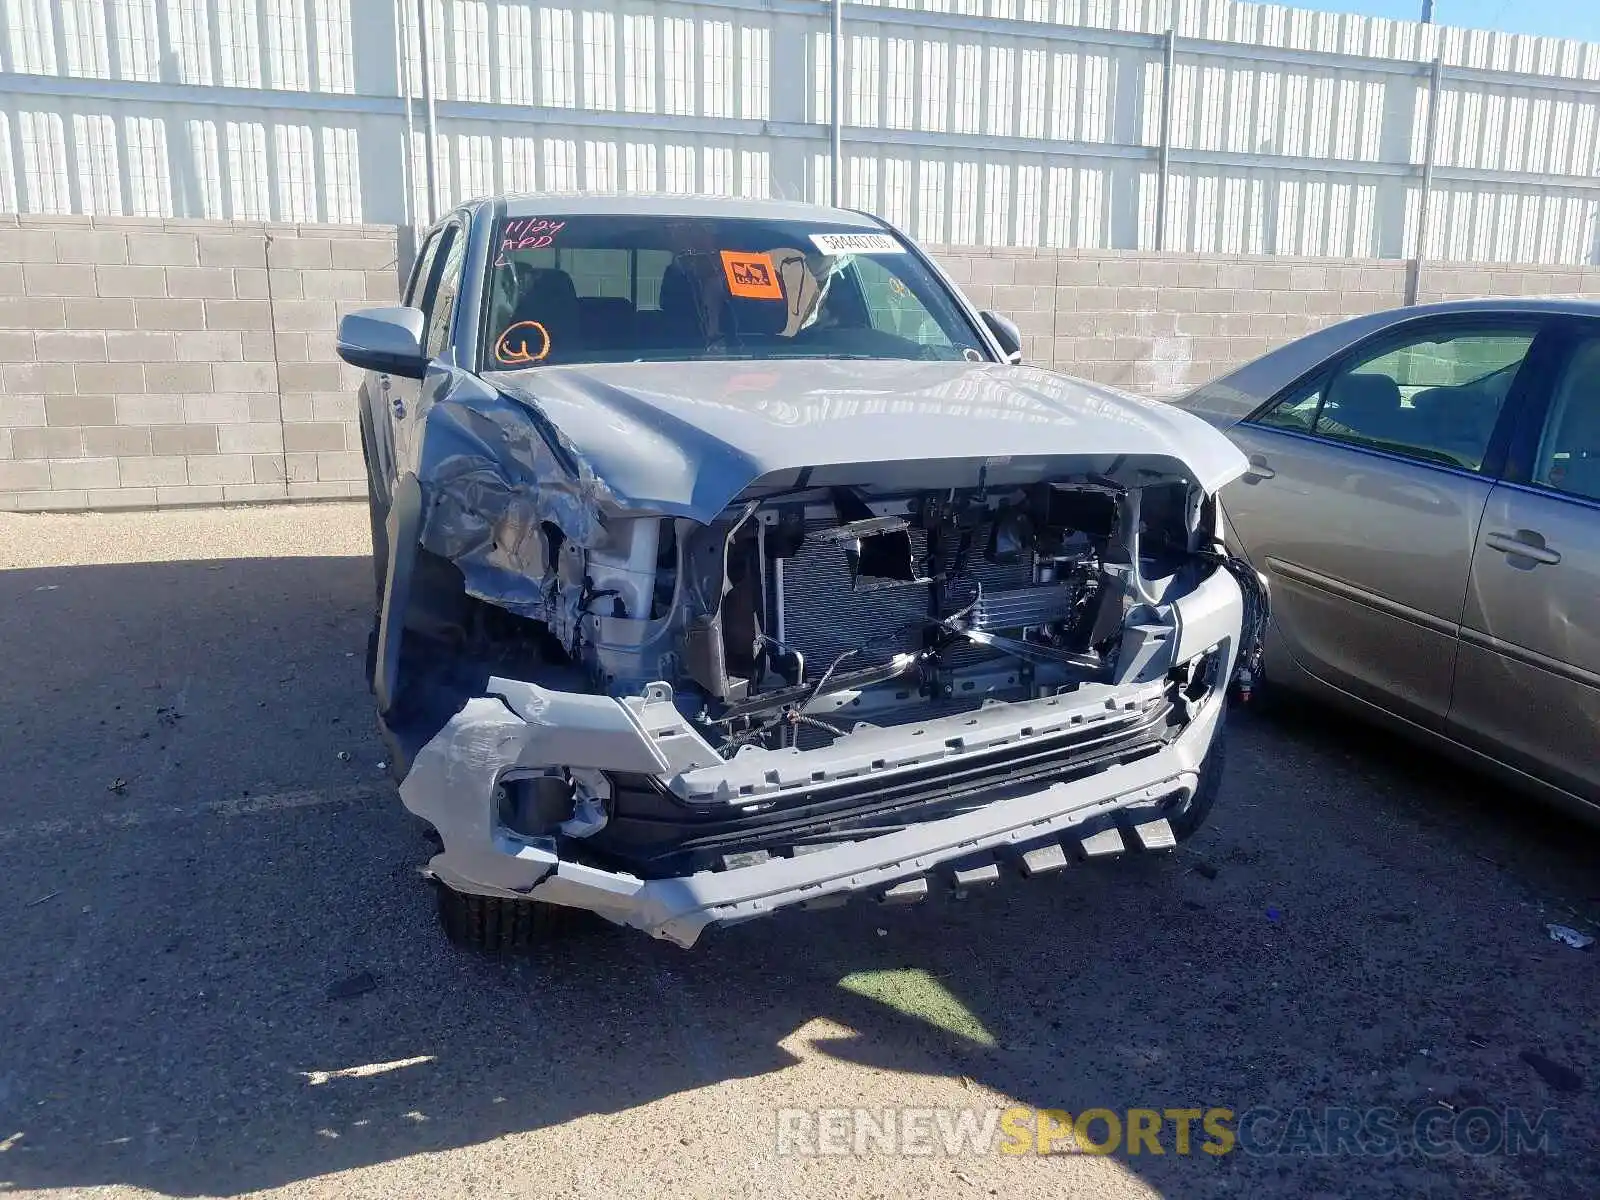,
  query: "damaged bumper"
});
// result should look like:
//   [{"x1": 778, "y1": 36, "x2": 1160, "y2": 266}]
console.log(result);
[{"x1": 400, "y1": 565, "x2": 1241, "y2": 949}]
